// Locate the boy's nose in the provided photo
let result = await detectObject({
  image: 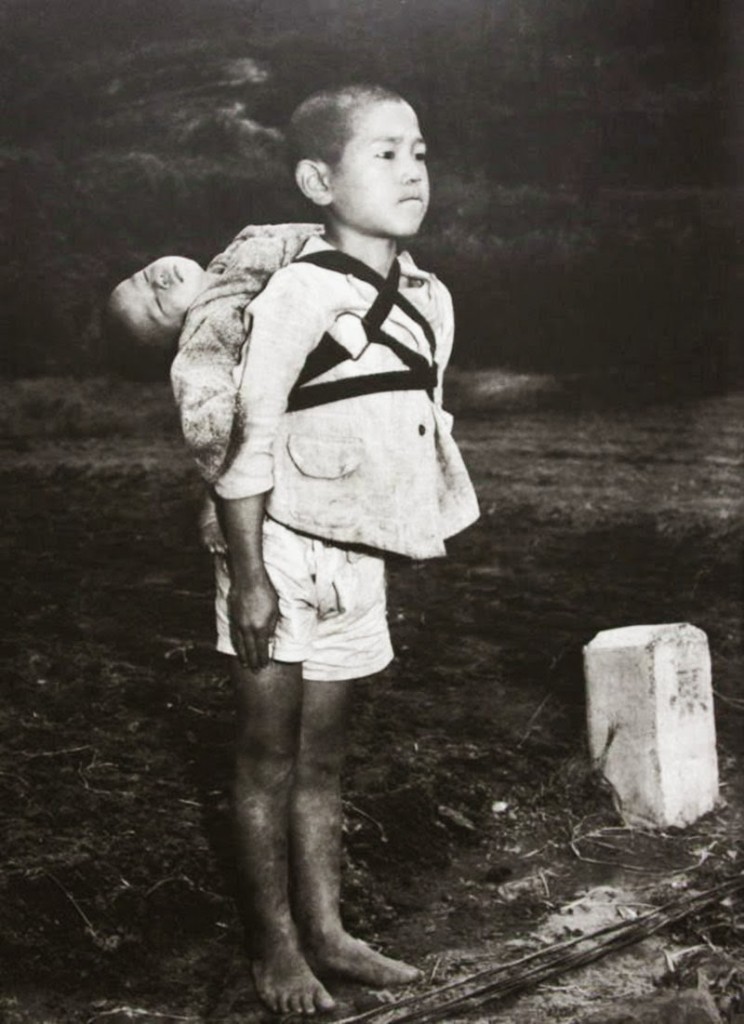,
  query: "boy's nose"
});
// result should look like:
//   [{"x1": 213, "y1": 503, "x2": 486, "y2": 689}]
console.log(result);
[{"x1": 402, "y1": 159, "x2": 423, "y2": 183}]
